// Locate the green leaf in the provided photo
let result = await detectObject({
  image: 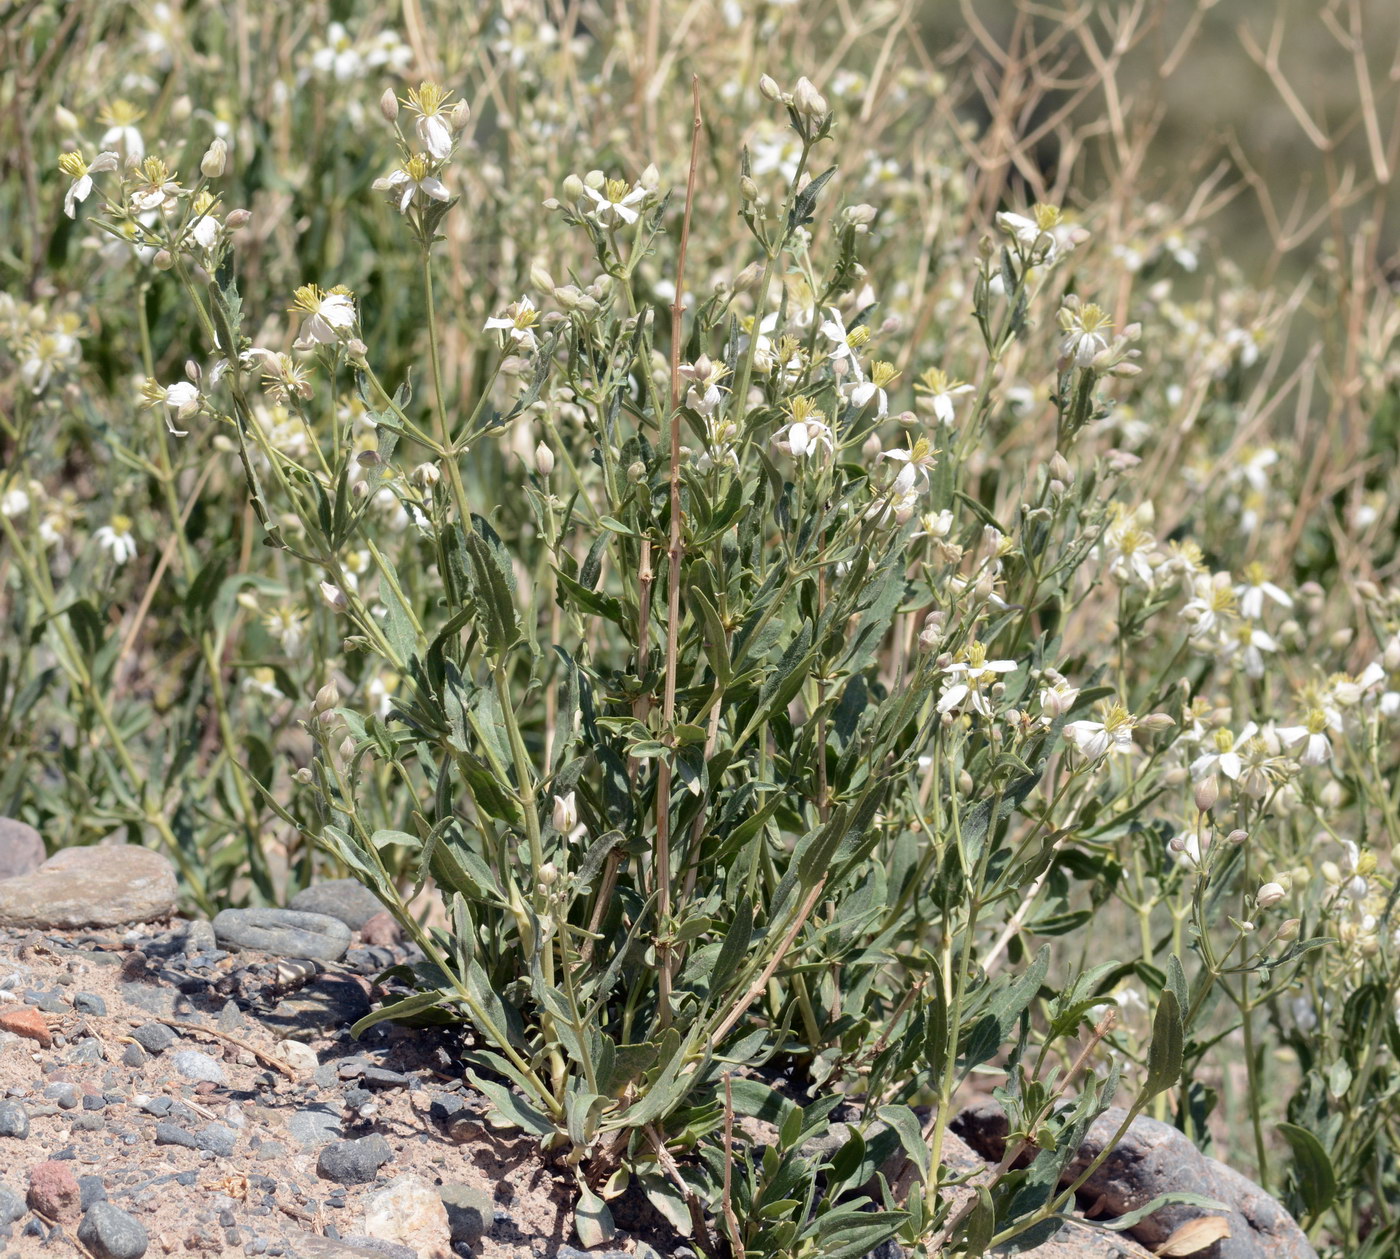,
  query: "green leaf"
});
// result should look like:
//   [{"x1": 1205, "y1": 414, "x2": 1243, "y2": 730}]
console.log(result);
[
  {"x1": 1277, "y1": 1122, "x2": 1337, "y2": 1217},
  {"x1": 960, "y1": 1186, "x2": 996, "y2": 1256},
  {"x1": 1145, "y1": 987, "x2": 1184, "y2": 1098},
  {"x1": 349, "y1": 989, "x2": 451, "y2": 1038},
  {"x1": 710, "y1": 896, "x2": 753, "y2": 994},
  {"x1": 1095, "y1": 1191, "x2": 1232, "y2": 1231},
  {"x1": 467, "y1": 1071, "x2": 553, "y2": 1137},
  {"x1": 465, "y1": 516, "x2": 521, "y2": 656},
  {"x1": 877, "y1": 1104, "x2": 930, "y2": 1182},
  {"x1": 574, "y1": 1178, "x2": 616, "y2": 1247}
]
